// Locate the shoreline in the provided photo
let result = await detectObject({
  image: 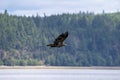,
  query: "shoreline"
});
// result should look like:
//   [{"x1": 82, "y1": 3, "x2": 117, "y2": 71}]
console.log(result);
[{"x1": 0, "y1": 66, "x2": 120, "y2": 70}]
